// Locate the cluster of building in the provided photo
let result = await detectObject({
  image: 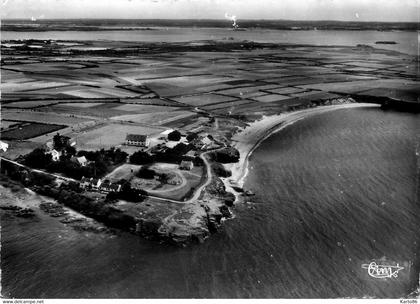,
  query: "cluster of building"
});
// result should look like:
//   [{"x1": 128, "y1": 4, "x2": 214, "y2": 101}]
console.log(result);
[
  {"x1": 42, "y1": 137, "x2": 92, "y2": 167},
  {"x1": 43, "y1": 138, "x2": 77, "y2": 162},
  {"x1": 124, "y1": 131, "x2": 221, "y2": 151},
  {"x1": 124, "y1": 131, "x2": 223, "y2": 172},
  {"x1": 79, "y1": 177, "x2": 121, "y2": 193}
]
